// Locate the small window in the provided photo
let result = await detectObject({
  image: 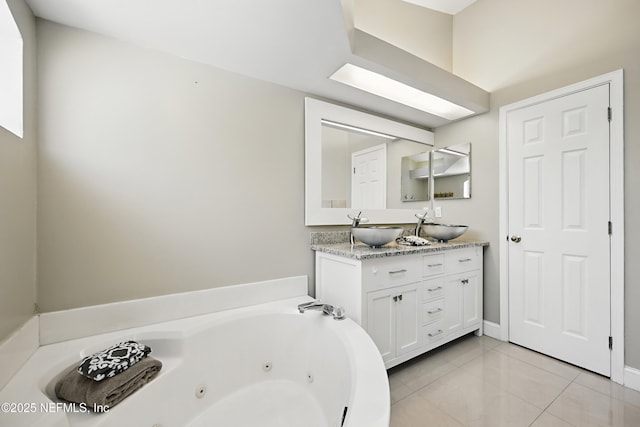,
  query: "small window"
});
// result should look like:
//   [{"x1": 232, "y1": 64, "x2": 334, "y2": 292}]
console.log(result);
[{"x1": 0, "y1": 0, "x2": 23, "y2": 138}]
